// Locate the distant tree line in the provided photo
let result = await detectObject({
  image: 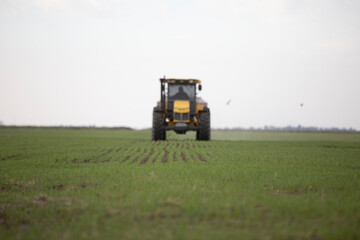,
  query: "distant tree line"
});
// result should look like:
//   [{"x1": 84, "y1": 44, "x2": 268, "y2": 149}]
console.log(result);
[
  {"x1": 216, "y1": 125, "x2": 357, "y2": 132},
  {"x1": 0, "y1": 124, "x2": 133, "y2": 130},
  {"x1": 263, "y1": 125, "x2": 357, "y2": 132}
]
